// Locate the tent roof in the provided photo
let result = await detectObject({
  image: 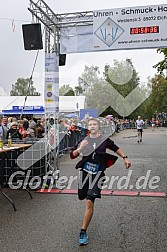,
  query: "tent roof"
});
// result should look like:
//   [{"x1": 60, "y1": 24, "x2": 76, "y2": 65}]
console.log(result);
[{"x1": 0, "y1": 96, "x2": 85, "y2": 113}]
